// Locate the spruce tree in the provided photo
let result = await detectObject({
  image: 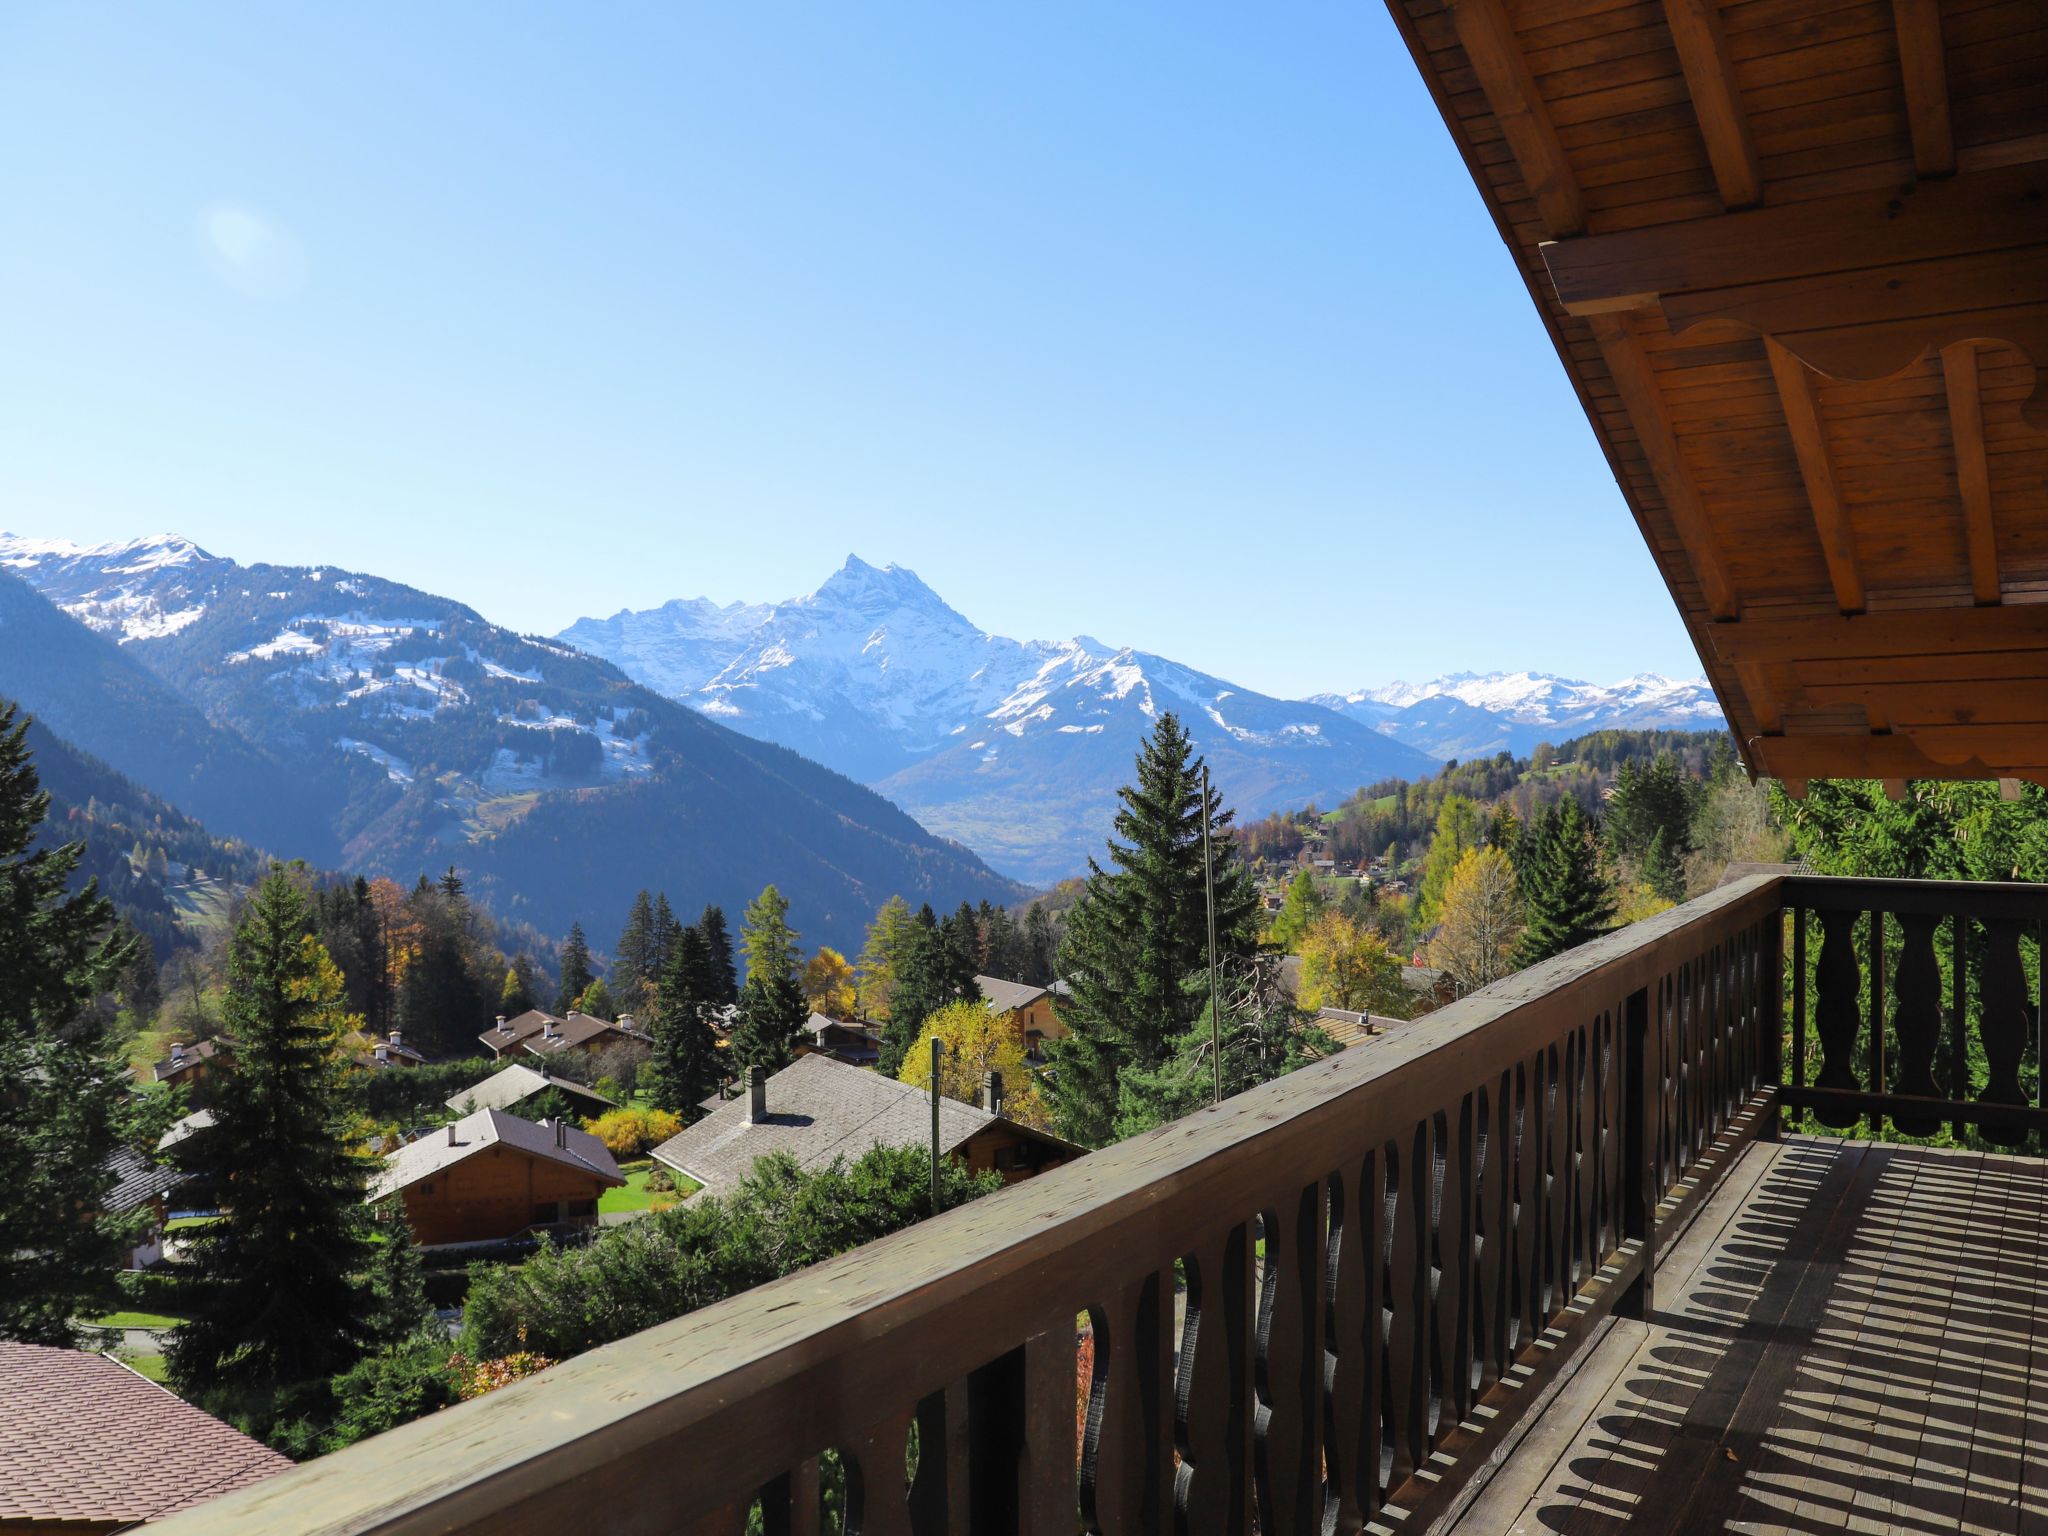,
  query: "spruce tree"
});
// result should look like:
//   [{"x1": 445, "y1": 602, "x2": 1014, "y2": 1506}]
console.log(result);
[
  {"x1": 878, "y1": 906, "x2": 947, "y2": 1076},
  {"x1": 1644, "y1": 827, "x2": 1688, "y2": 905},
  {"x1": 613, "y1": 890, "x2": 658, "y2": 1013},
  {"x1": 1049, "y1": 713, "x2": 1259, "y2": 1147},
  {"x1": 857, "y1": 895, "x2": 918, "y2": 1023},
  {"x1": 651, "y1": 926, "x2": 721, "y2": 1115},
  {"x1": 651, "y1": 893, "x2": 683, "y2": 979},
  {"x1": 730, "y1": 889, "x2": 806, "y2": 1073},
  {"x1": 0, "y1": 704, "x2": 146, "y2": 1344},
  {"x1": 556, "y1": 922, "x2": 594, "y2": 1013},
  {"x1": 167, "y1": 867, "x2": 380, "y2": 1406},
  {"x1": 700, "y1": 904, "x2": 739, "y2": 1007},
  {"x1": 1513, "y1": 799, "x2": 1616, "y2": 967}
]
